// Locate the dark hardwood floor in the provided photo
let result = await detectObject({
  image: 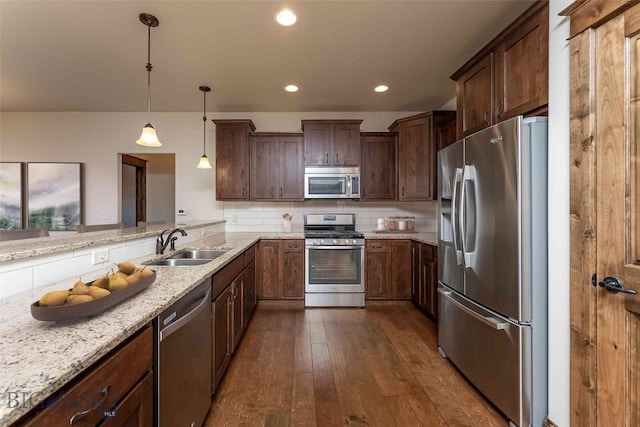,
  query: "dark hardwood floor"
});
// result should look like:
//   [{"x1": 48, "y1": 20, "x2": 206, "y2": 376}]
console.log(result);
[{"x1": 204, "y1": 302, "x2": 507, "y2": 426}]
